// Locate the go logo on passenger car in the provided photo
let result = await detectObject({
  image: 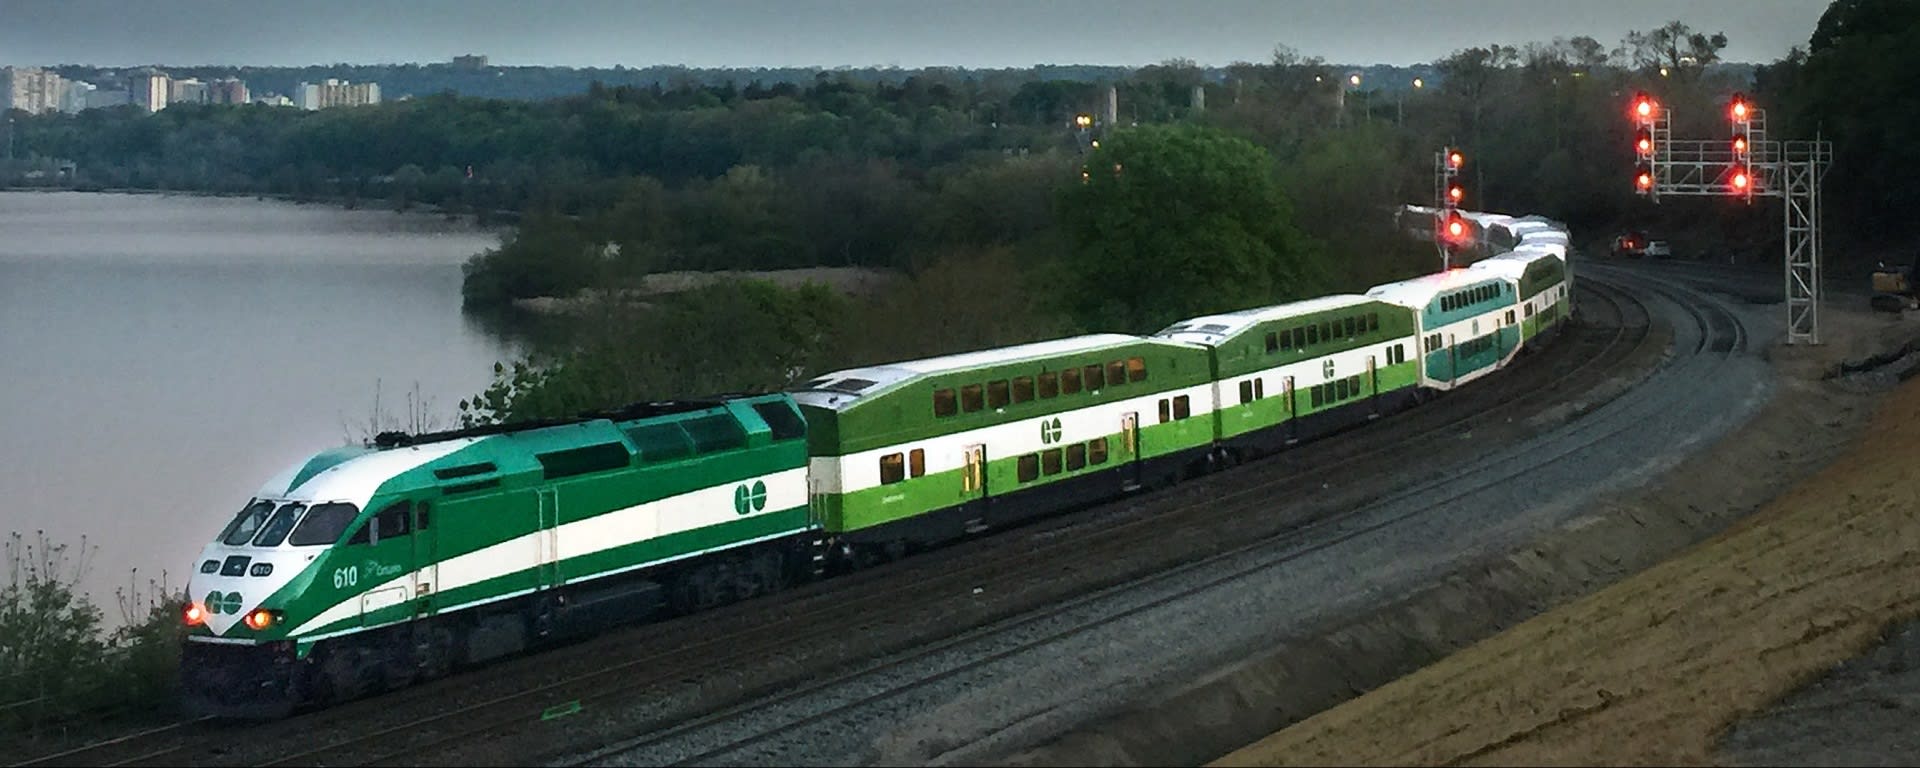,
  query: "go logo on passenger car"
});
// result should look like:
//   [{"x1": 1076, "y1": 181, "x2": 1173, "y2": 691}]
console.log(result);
[
  {"x1": 733, "y1": 480, "x2": 767, "y2": 515},
  {"x1": 1039, "y1": 417, "x2": 1063, "y2": 445}
]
